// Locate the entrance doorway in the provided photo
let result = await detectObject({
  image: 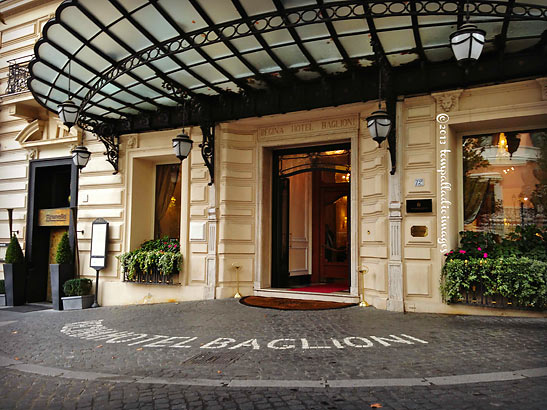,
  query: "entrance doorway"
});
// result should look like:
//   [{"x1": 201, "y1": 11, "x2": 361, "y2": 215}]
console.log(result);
[
  {"x1": 272, "y1": 144, "x2": 350, "y2": 292},
  {"x1": 25, "y1": 158, "x2": 78, "y2": 303}
]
